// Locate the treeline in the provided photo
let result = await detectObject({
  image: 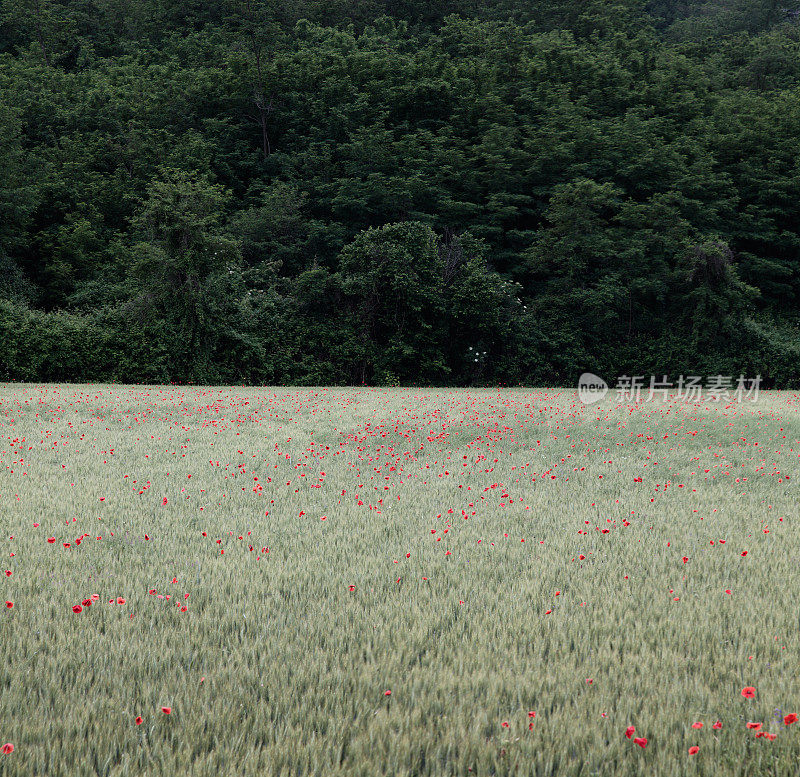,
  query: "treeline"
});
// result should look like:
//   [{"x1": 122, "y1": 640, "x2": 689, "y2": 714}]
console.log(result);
[{"x1": 2, "y1": 0, "x2": 800, "y2": 385}]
